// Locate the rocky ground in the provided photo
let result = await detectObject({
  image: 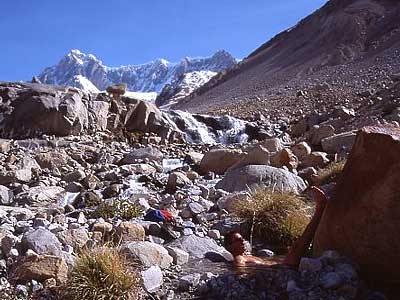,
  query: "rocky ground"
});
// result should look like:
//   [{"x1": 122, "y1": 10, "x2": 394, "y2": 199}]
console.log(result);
[
  {"x1": 0, "y1": 130, "x2": 390, "y2": 299},
  {"x1": 0, "y1": 81, "x2": 396, "y2": 299}
]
